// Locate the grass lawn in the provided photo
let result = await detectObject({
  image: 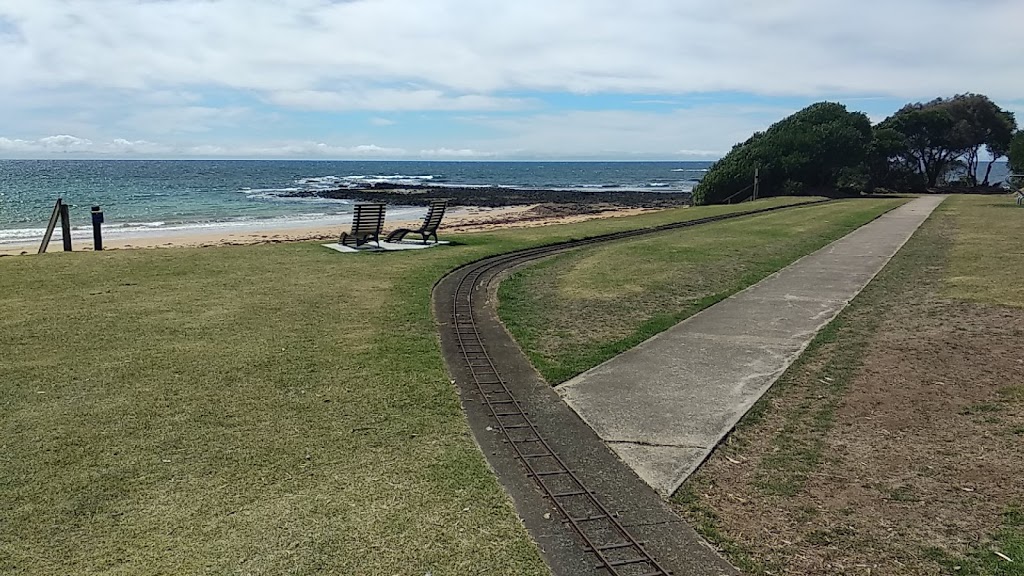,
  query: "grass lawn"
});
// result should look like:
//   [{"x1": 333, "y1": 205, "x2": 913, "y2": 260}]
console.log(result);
[
  {"x1": 0, "y1": 197, "x2": 816, "y2": 575},
  {"x1": 673, "y1": 195, "x2": 1024, "y2": 575},
  {"x1": 497, "y1": 198, "x2": 907, "y2": 384}
]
